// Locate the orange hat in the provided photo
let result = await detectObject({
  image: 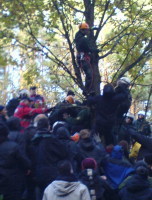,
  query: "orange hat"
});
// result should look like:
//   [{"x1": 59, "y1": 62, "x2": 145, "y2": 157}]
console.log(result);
[
  {"x1": 71, "y1": 133, "x2": 80, "y2": 142},
  {"x1": 79, "y1": 23, "x2": 89, "y2": 30},
  {"x1": 65, "y1": 95, "x2": 74, "y2": 104}
]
